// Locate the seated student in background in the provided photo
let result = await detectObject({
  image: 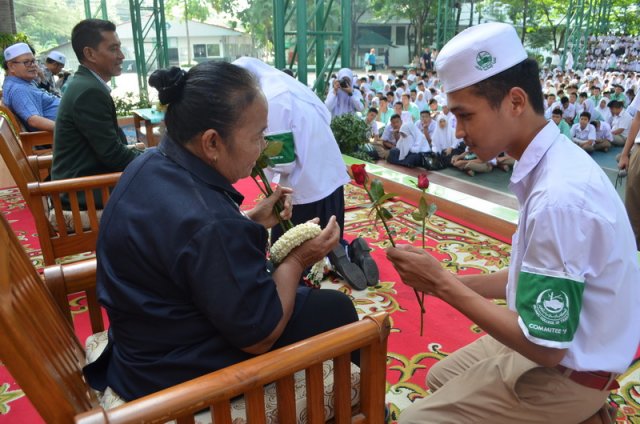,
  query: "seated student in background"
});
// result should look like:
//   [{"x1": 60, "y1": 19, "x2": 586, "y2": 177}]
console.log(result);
[
  {"x1": 2, "y1": 42, "x2": 59, "y2": 131},
  {"x1": 595, "y1": 97, "x2": 611, "y2": 122},
  {"x1": 401, "y1": 93, "x2": 420, "y2": 122},
  {"x1": 376, "y1": 114, "x2": 402, "y2": 160},
  {"x1": 84, "y1": 61, "x2": 360, "y2": 401},
  {"x1": 451, "y1": 147, "x2": 494, "y2": 176},
  {"x1": 376, "y1": 97, "x2": 393, "y2": 124},
  {"x1": 551, "y1": 108, "x2": 572, "y2": 138},
  {"x1": 609, "y1": 100, "x2": 632, "y2": 146},
  {"x1": 415, "y1": 110, "x2": 435, "y2": 148},
  {"x1": 52, "y1": 19, "x2": 144, "y2": 198},
  {"x1": 592, "y1": 119, "x2": 613, "y2": 152},
  {"x1": 570, "y1": 111, "x2": 596, "y2": 152},
  {"x1": 363, "y1": 107, "x2": 379, "y2": 141},
  {"x1": 560, "y1": 96, "x2": 576, "y2": 123},
  {"x1": 430, "y1": 113, "x2": 463, "y2": 166},
  {"x1": 393, "y1": 101, "x2": 413, "y2": 125},
  {"x1": 428, "y1": 98, "x2": 440, "y2": 114},
  {"x1": 386, "y1": 122, "x2": 430, "y2": 168}
]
